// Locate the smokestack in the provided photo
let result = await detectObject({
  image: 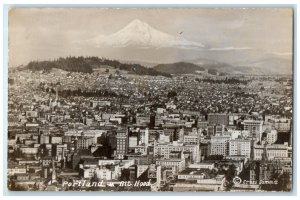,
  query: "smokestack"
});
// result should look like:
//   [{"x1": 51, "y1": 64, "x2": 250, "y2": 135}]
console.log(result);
[{"x1": 44, "y1": 168, "x2": 48, "y2": 179}]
